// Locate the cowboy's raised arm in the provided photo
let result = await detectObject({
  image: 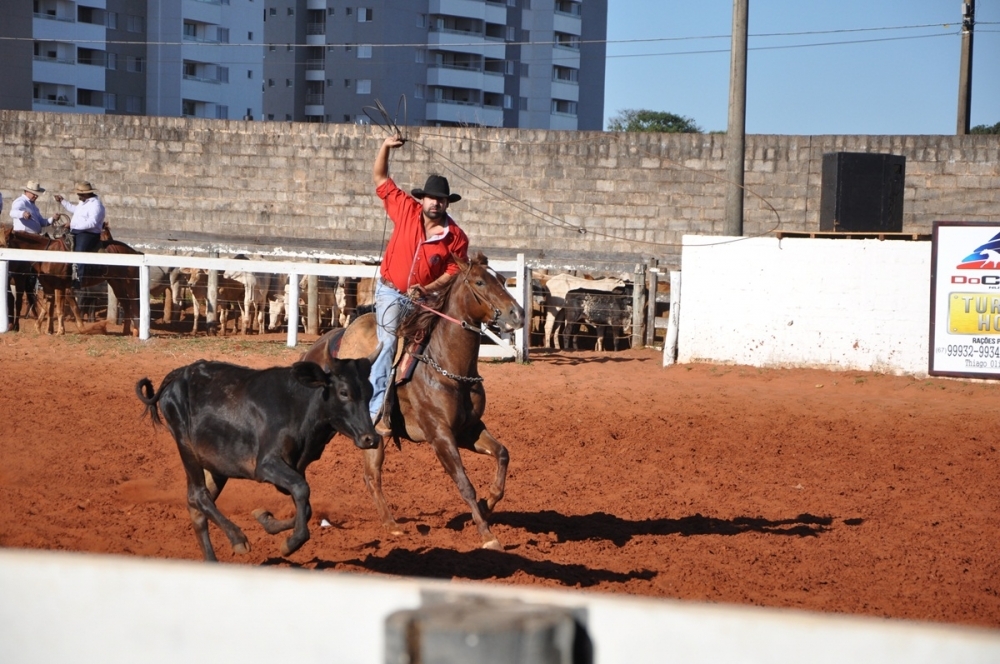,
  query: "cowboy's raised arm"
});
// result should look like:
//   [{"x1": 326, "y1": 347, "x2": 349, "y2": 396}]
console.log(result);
[{"x1": 373, "y1": 135, "x2": 405, "y2": 189}]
